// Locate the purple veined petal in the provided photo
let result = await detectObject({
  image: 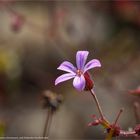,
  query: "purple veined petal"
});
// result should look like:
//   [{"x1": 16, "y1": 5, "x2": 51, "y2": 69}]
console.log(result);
[
  {"x1": 73, "y1": 75, "x2": 85, "y2": 91},
  {"x1": 55, "y1": 73, "x2": 75, "y2": 85},
  {"x1": 57, "y1": 61, "x2": 77, "y2": 74},
  {"x1": 84, "y1": 59, "x2": 101, "y2": 73},
  {"x1": 76, "y1": 51, "x2": 89, "y2": 70}
]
